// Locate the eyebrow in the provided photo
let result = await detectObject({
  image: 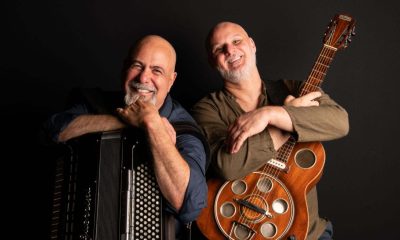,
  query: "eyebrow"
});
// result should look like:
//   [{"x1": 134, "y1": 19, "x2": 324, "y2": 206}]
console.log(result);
[{"x1": 211, "y1": 34, "x2": 244, "y2": 49}]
